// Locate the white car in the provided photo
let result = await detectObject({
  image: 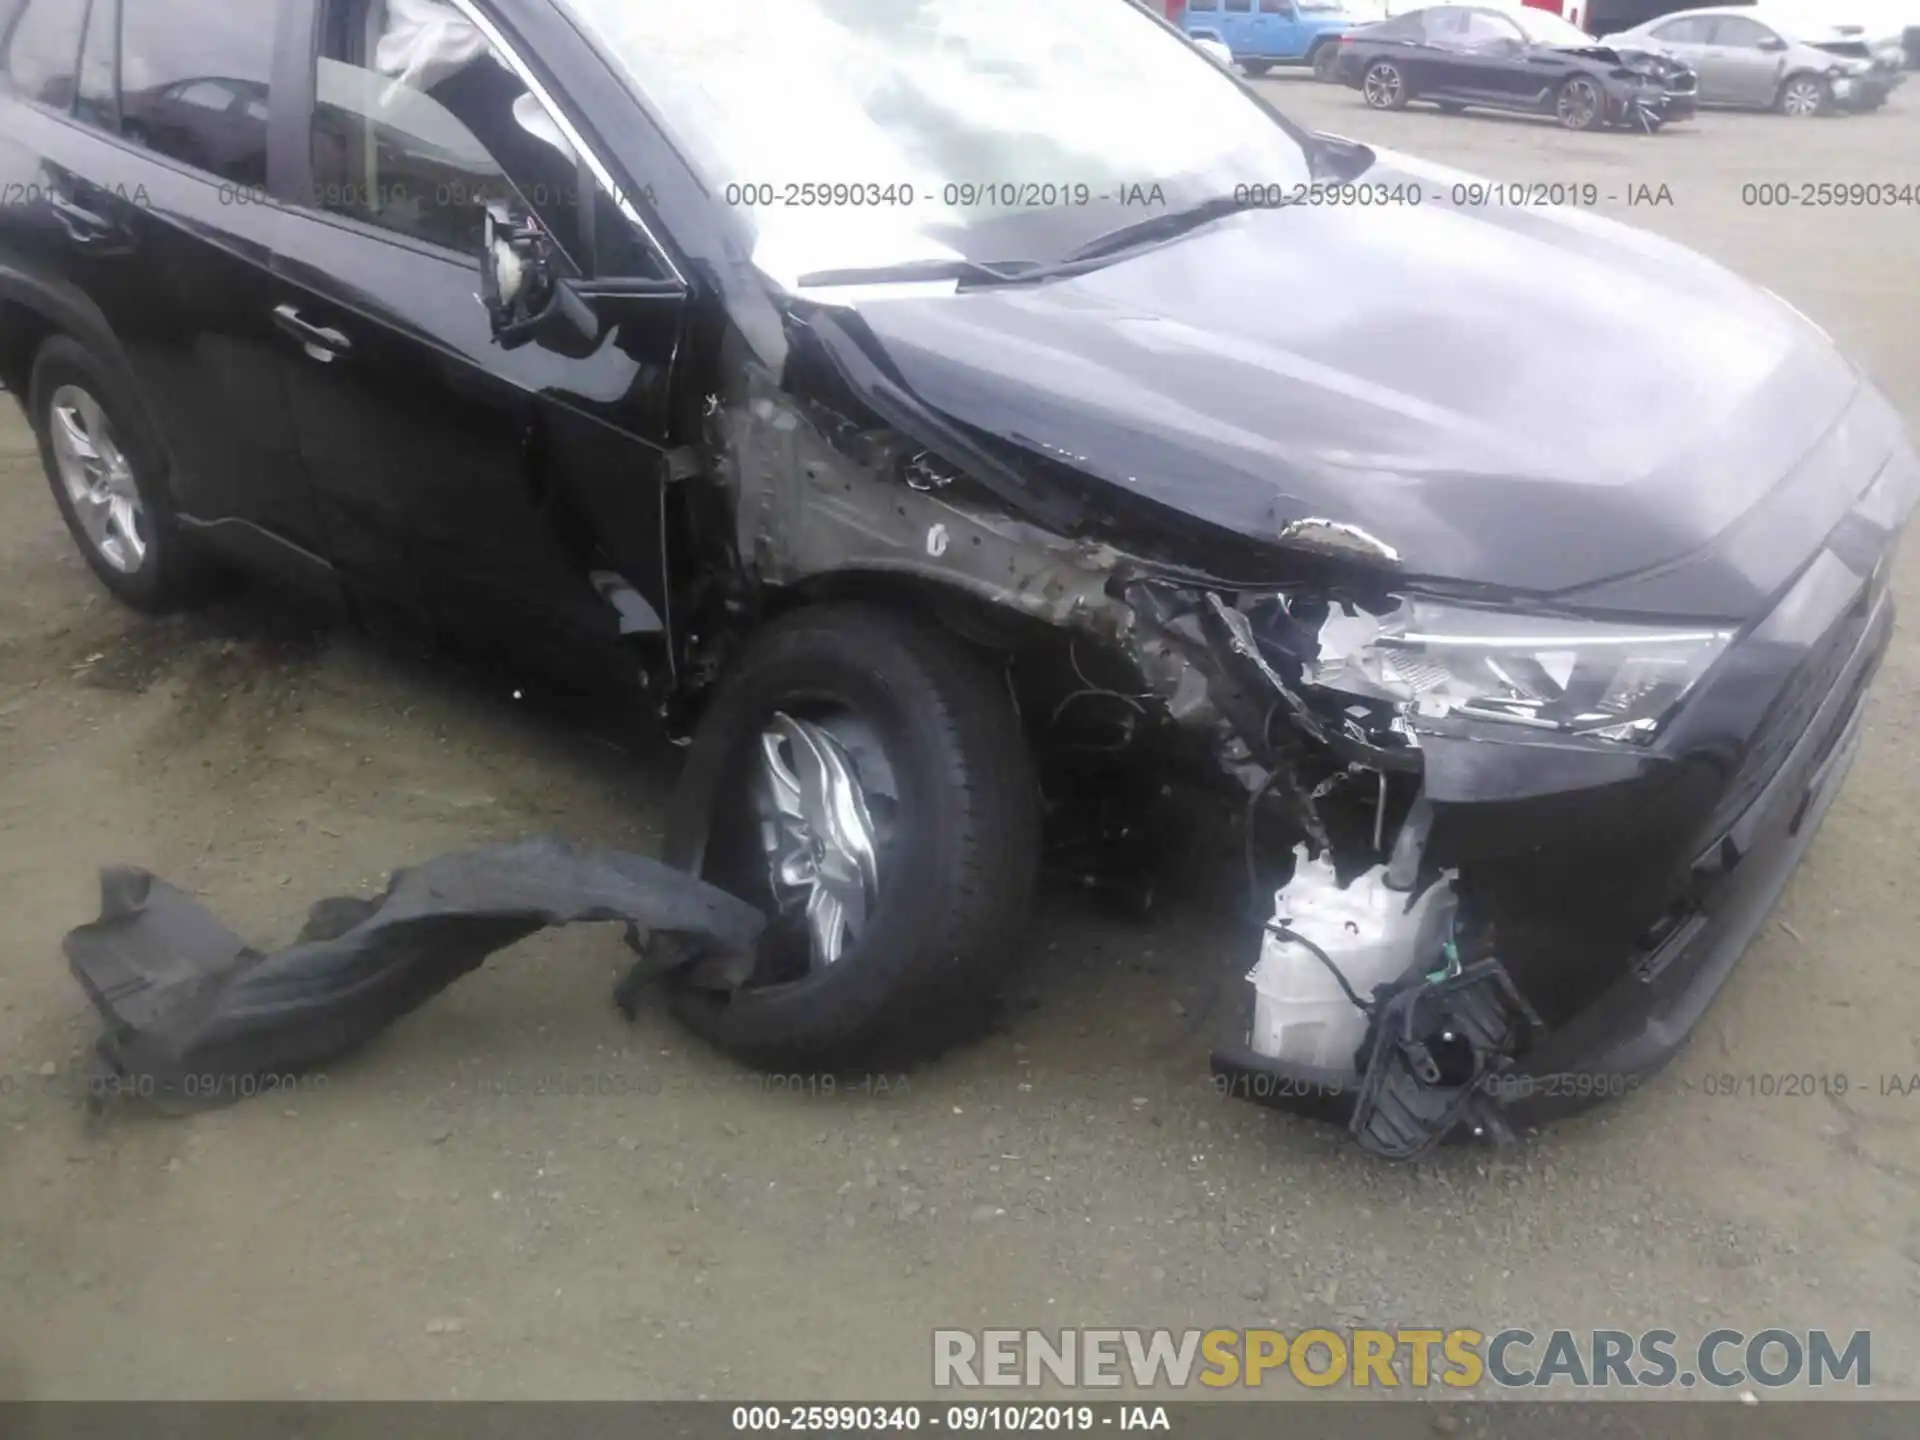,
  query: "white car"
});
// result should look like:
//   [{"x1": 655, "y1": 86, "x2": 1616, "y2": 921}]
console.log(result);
[
  {"x1": 1190, "y1": 32, "x2": 1236, "y2": 67},
  {"x1": 1604, "y1": 4, "x2": 1906, "y2": 111},
  {"x1": 1760, "y1": 0, "x2": 1912, "y2": 63}
]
